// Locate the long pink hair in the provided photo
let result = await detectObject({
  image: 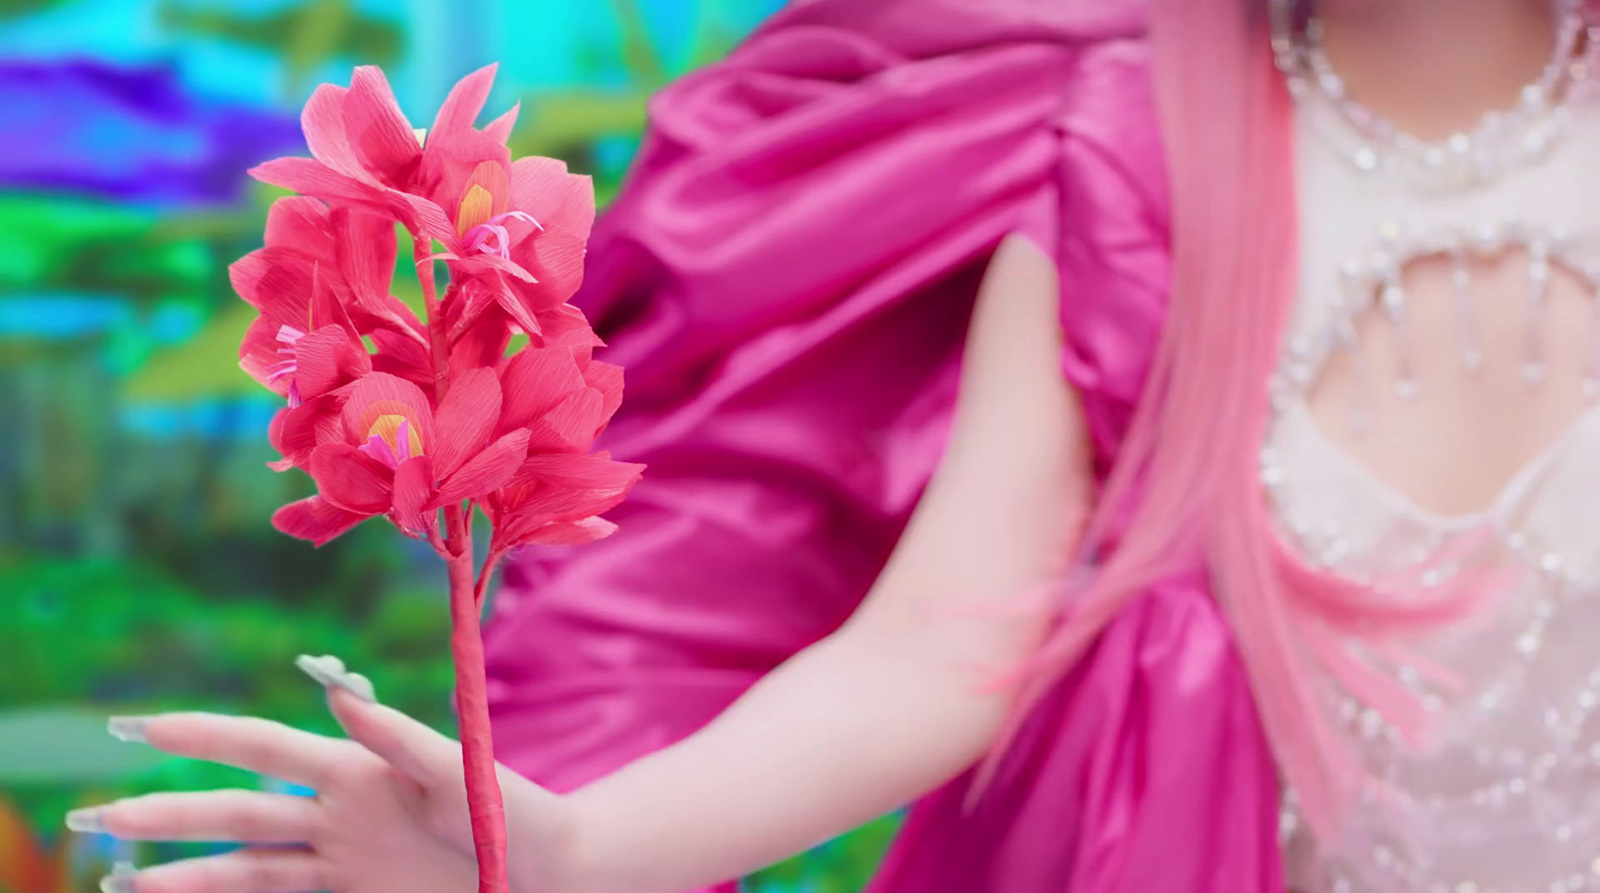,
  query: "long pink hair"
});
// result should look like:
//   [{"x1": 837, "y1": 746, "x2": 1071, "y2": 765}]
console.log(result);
[{"x1": 991, "y1": 0, "x2": 1489, "y2": 836}]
